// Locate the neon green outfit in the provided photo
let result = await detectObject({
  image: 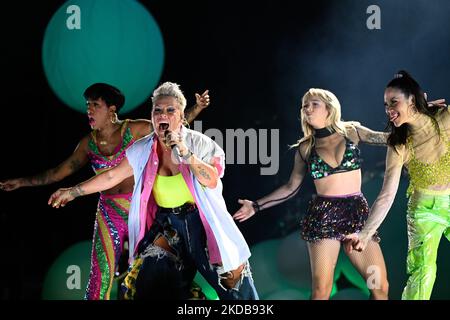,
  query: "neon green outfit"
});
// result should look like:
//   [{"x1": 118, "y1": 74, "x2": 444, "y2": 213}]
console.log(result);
[
  {"x1": 358, "y1": 109, "x2": 450, "y2": 300},
  {"x1": 401, "y1": 114, "x2": 450, "y2": 299},
  {"x1": 403, "y1": 191, "x2": 450, "y2": 299}
]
